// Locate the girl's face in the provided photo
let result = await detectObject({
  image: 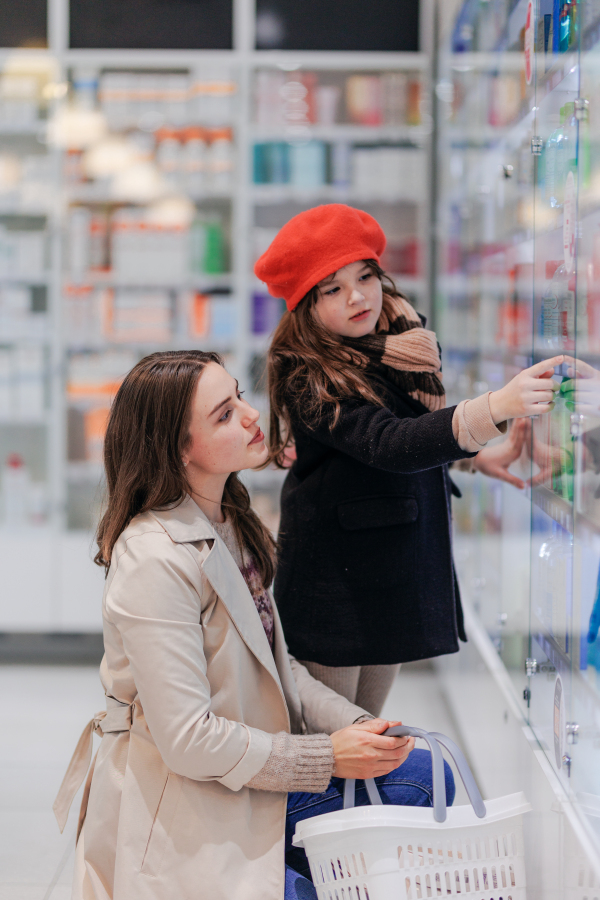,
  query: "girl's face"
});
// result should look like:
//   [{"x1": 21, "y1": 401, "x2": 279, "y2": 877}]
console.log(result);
[
  {"x1": 314, "y1": 260, "x2": 383, "y2": 338},
  {"x1": 182, "y1": 362, "x2": 268, "y2": 477}
]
